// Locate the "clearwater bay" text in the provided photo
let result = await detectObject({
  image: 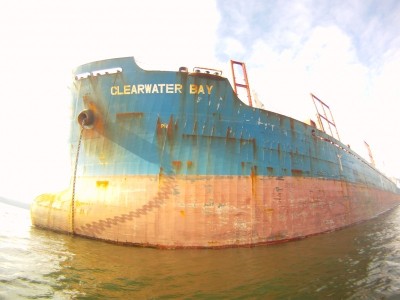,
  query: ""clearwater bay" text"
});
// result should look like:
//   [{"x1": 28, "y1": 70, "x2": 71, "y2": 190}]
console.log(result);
[{"x1": 110, "y1": 84, "x2": 214, "y2": 95}]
